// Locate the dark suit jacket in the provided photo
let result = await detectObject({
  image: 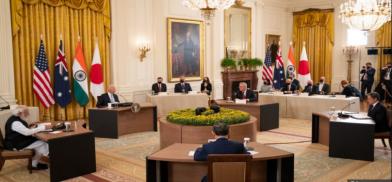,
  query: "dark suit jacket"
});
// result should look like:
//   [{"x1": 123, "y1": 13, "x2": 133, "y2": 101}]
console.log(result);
[
  {"x1": 368, "y1": 103, "x2": 390, "y2": 132},
  {"x1": 341, "y1": 85, "x2": 361, "y2": 97},
  {"x1": 315, "y1": 83, "x2": 331, "y2": 94},
  {"x1": 96, "y1": 93, "x2": 119, "y2": 107},
  {"x1": 361, "y1": 67, "x2": 376, "y2": 83},
  {"x1": 200, "y1": 82, "x2": 212, "y2": 95},
  {"x1": 194, "y1": 138, "x2": 248, "y2": 161},
  {"x1": 151, "y1": 83, "x2": 167, "y2": 93},
  {"x1": 174, "y1": 82, "x2": 192, "y2": 93},
  {"x1": 302, "y1": 85, "x2": 317, "y2": 95},
  {"x1": 292, "y1": 79, "x2": 301, "y2": 89},
  {"x1": 282, "y1": 83, "x2": 297, "y2": 92},
  {"x1": 233, "y1": 89, "x2": 257, "y2": 102}
]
